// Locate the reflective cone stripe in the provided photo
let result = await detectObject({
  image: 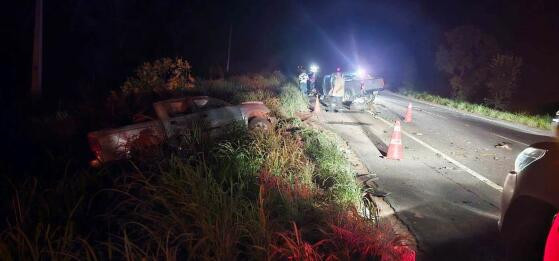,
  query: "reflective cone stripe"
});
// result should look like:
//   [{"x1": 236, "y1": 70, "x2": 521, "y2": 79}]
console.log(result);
[
  {"x1": 386, "y1": 121, "x2": 403, "y2": 160},
  {"x1": 404, "y1": 102, "x2": 412, "y2": 123},
  {"x1": 314, "y1": 95, "x2": 321, "y2": 113}
]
